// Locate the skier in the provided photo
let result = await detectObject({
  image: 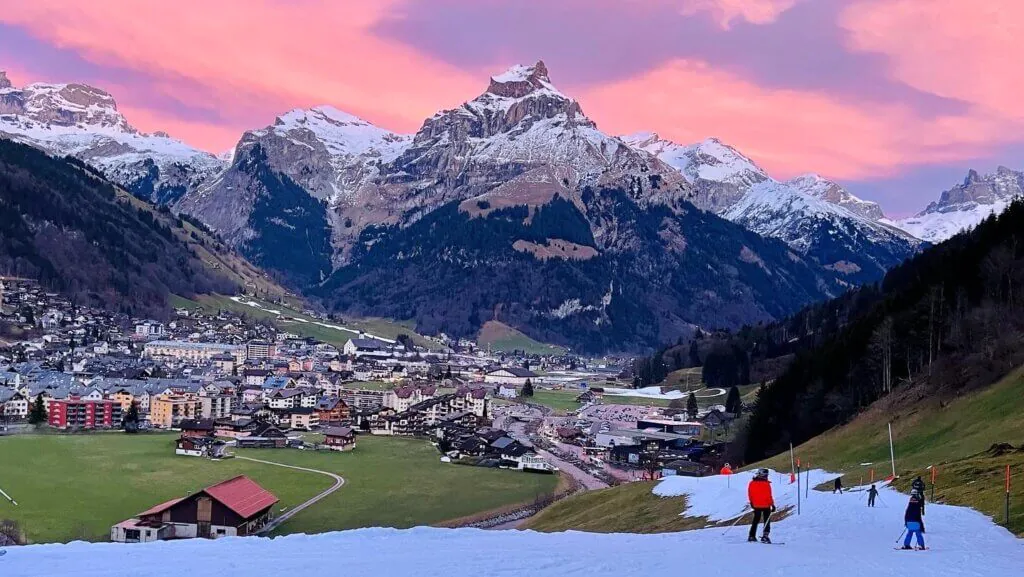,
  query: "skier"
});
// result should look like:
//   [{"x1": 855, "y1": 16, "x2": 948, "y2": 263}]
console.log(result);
[
  {"x1": 833, "y1": 477, "x2": 843, "y2": 494},
  {"x1": 747, "y1": 468, "x2": 775, "y2": 543},
  {"x1": 867, "y1": 484, "x2": 878, "y2": 507},
  {"x1": 912, "y1": 475, "x2": 927, "y2": 513},
  {"x1": 721, "y1": 463, "x2": 733, "y2": 475},
  {"x1": 902, "y1": 489, "x2": 926, "y2": 550}
]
